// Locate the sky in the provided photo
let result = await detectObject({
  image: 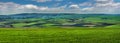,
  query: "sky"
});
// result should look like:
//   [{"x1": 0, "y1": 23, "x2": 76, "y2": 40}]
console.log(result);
[{"x1": 0, "y1": 0, "x2": 120, "y2": 15}]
